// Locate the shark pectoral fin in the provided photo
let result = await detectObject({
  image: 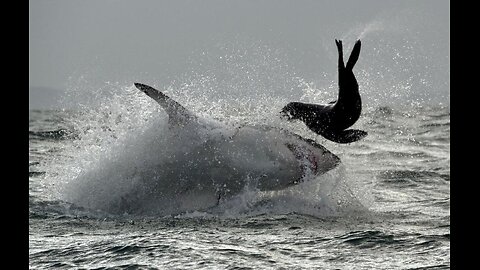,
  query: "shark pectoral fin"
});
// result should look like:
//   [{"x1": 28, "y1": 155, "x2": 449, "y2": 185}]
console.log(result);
[
  {"x1": 322, "y1": 129, "x2": 367, "y2": 144},
  {"x1": 346, "y1": 40, "x2": 361, "y2": 70}
]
